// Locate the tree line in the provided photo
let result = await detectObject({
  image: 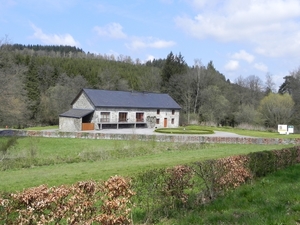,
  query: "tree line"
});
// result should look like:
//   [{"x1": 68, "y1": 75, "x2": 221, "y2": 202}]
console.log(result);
[{"x1": 0, "y1": 39, "x2": 298, "y2": 131}]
